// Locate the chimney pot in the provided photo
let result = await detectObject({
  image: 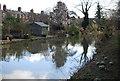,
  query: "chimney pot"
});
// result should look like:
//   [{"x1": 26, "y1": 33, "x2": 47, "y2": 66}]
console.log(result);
[
  {"x1": 3, "y1": 5, "x2": 6, "y2": 11},
  {"x1": 30, "y1": 9, "x2": 34, "y2": 13},
  {"x1": 18, "y1": 7, "x2": 21, "y2": 11}
]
